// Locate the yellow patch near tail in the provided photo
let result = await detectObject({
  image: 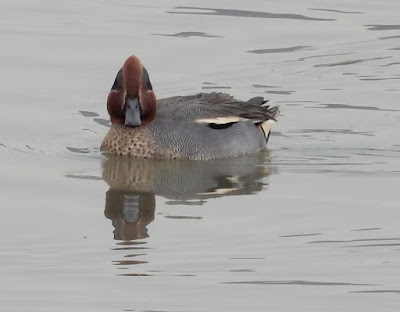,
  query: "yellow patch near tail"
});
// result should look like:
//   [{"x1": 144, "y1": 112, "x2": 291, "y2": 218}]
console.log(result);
[{"x1": 261, "y1": 119, "x2": 275, "y2": 135}]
